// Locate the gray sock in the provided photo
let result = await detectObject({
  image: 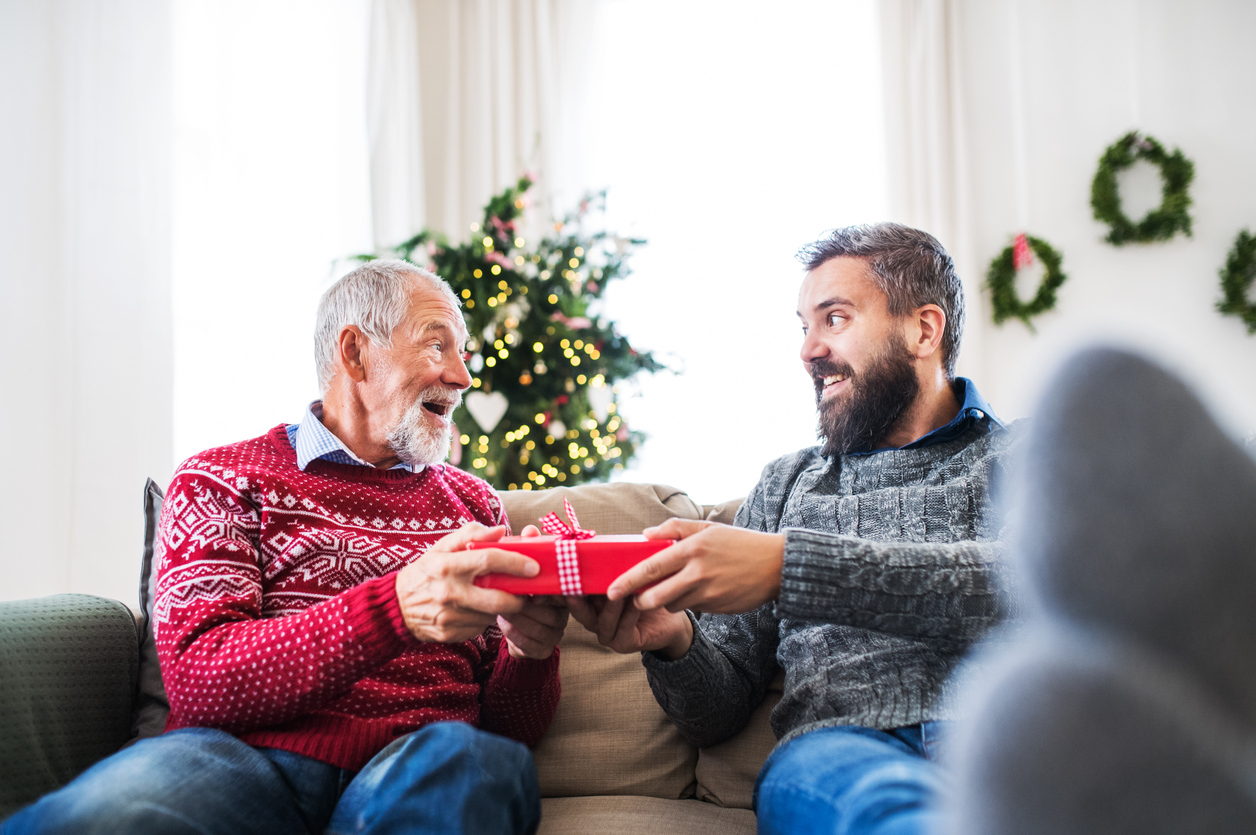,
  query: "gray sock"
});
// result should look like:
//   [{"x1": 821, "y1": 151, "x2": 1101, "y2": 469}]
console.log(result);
[{"x1": 948, "y1": 347, "x2": 1256, "y2": 834}]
